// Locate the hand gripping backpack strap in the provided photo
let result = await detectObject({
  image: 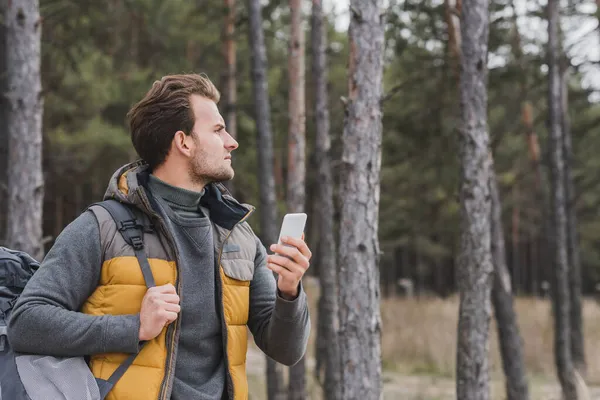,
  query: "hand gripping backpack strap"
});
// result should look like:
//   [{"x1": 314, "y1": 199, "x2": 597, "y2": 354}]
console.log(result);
[{"x1": 90, "y1": 199, "x2": 156, "y2": 398}]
